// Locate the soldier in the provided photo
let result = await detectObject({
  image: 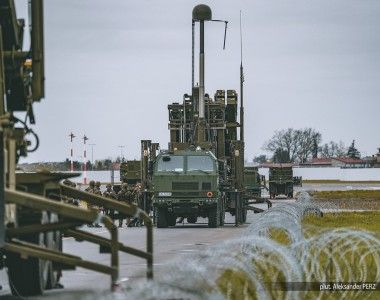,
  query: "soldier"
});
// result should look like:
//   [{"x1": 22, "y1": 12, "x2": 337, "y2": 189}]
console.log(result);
[
  {"x1": 85, "y1": 180, "x2": 102, "y2": 228},
  {"x1": 129, "y1": 183, "x2": 142, "y2": 227},
  {"x1": 103, "y1": 184, "x2": 116, "y2": 218},
  {"x1": 94, "y1": 181, "x2": 102, "y2": 195},
  {"x1": 116, "y1": 183, "x2": 133, "y2": 228},
  {"x1": 85, "y1": 180, "x2": 95, "y2": 193}
]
